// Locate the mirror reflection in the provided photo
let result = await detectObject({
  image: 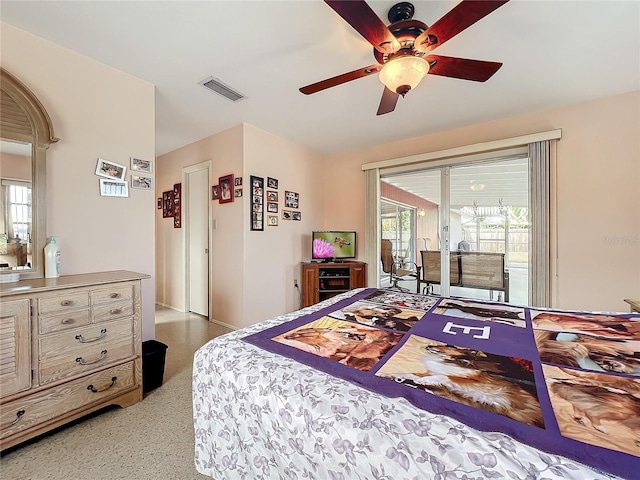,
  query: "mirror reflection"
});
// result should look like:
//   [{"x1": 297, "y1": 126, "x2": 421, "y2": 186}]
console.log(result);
[
  {"x1": 1, "y1": 67, "x2": 58, "y2": 279},
  {"x1": 0, "y1": 139, "x2": 33, "y2": 270}
]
